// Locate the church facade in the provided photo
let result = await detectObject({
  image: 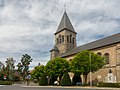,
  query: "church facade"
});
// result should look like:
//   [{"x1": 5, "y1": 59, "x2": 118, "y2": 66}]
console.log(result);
[{"x1": 50, "y1": 11, "x2": 120, "y2": 83}]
